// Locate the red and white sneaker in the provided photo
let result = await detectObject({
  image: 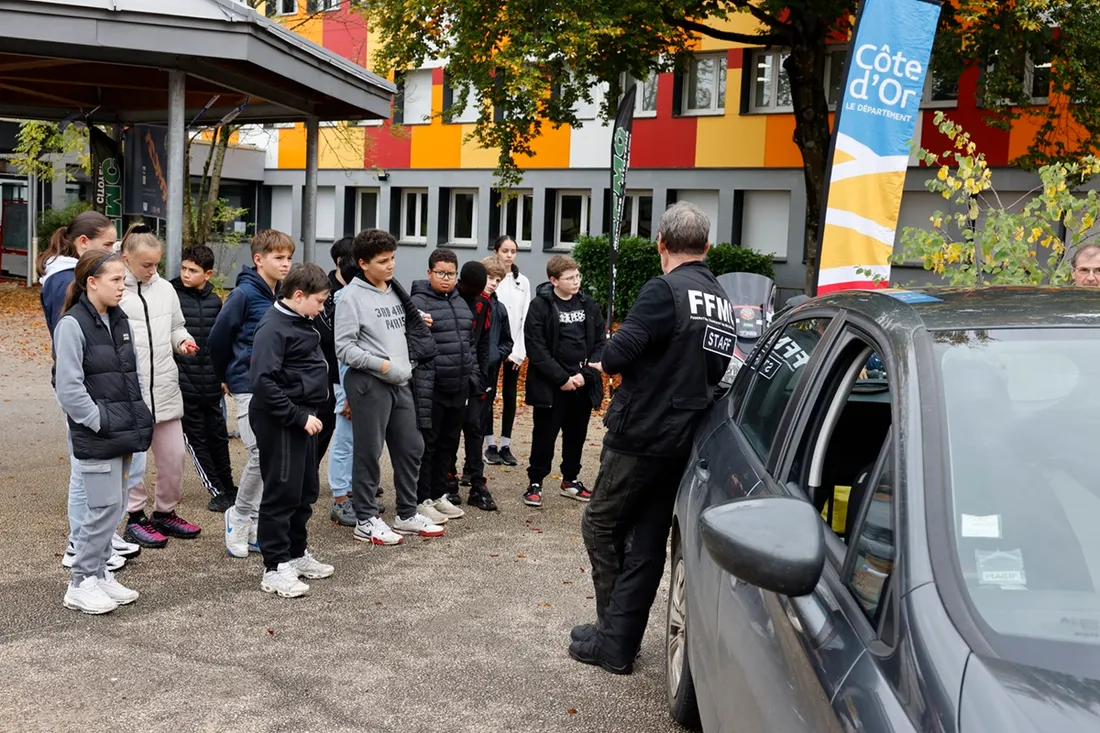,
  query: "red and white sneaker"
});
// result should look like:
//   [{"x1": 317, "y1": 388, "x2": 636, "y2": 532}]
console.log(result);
[
  {"x1": 393, "y1": 513, "x2": 445, "y2": 538},
  {"x1": 560, "y1": 479, "x2": 593, "y2": 502},
  {"x1": 354, "y1": 516, "x2": 404, "y2": 546}
]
